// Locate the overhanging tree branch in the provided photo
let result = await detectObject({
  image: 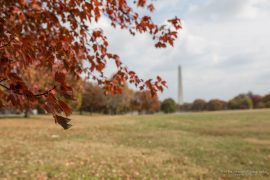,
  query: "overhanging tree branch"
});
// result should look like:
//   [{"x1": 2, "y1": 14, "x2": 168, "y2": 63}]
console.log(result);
[
  {"x1": 0, "y1": 79, "x2": 7, "y2": 83},
  {"x1": 0, "y1": 0, "x2": 181, "y2": 129},
  {"x1": 0, "y1": 38, "x2": 15, "y2": 49},
  {"x1": 0, "y1": 81, "x2": 9, "y2": 91},
  {"x1": 34, "y1": 86, "x2": 56, "y2": 97},
  {"x1": 0, "y1": 81, "x2": 56, "y2": 97}
]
